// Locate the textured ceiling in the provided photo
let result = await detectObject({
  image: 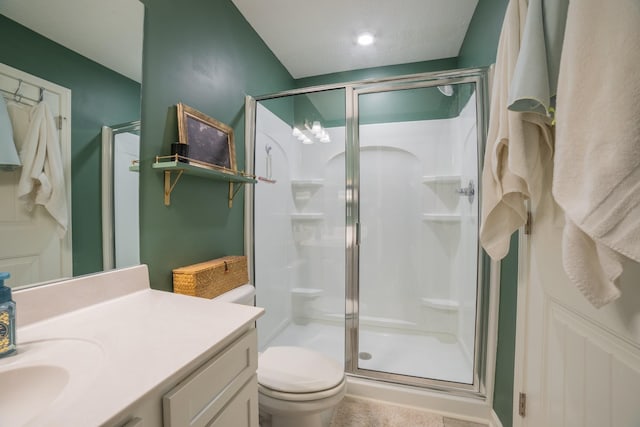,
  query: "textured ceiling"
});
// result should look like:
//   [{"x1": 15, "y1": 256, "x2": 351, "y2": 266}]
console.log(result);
[
  {"x1": 231, "y1": 0, "x2": 478, "y2": 78},
  {"x1": 1, "y1": 0, "x2": 478, "y2": 82},
  {"x1": 0, "y1": 0, "x2": 144, "y2": 82}
]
